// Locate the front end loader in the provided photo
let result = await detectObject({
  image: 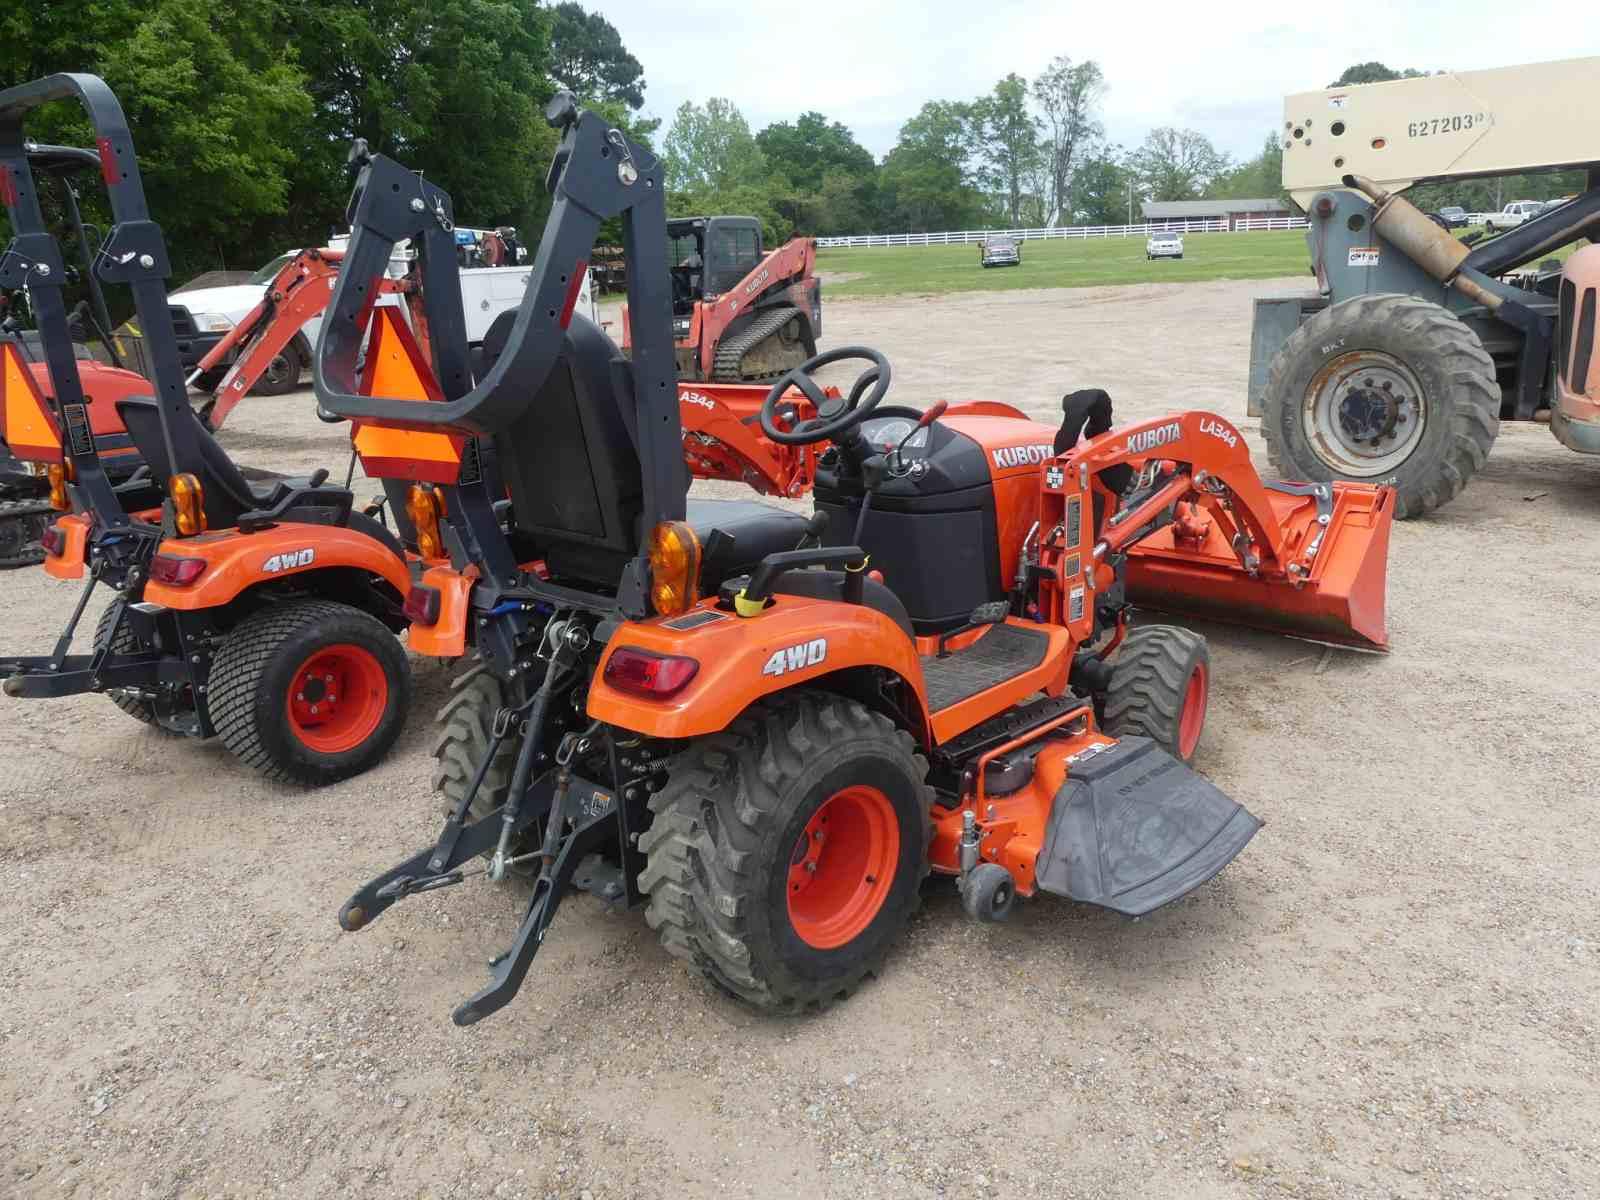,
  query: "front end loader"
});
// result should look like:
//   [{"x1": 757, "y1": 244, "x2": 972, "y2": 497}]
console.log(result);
[
  {"x1": 314, "y1": 93, "x2": 1395, "y2": 1025},
  {"x1": 1251, "y1": 56, "x2": 1600, "y2": 518}
]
